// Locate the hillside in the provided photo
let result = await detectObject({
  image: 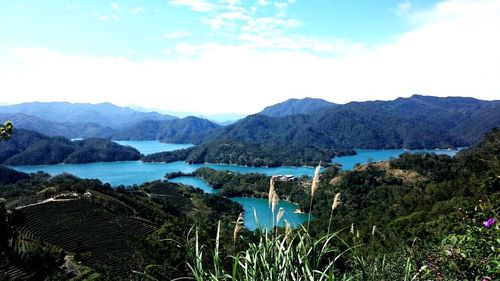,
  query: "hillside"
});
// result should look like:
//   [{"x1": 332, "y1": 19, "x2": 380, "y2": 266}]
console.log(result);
[
  {"x1": 259, "y1": 97, "x2": 336, "y2": 117},
  {"x1": 0, "y1": 170, "x2": 242, "y2": 280},
  {"x1": 113, "y1": 116, "x2": 221, "y2": 143},
  {"x1": 341, "y1": 95, "x2": 500, "y2": 144},
  {"x1": 0, "y1": 102, "x2": 177, "y2": 129},
  {"x1": 0, "y1": 129, "x2": 141, "y2": 165}
]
